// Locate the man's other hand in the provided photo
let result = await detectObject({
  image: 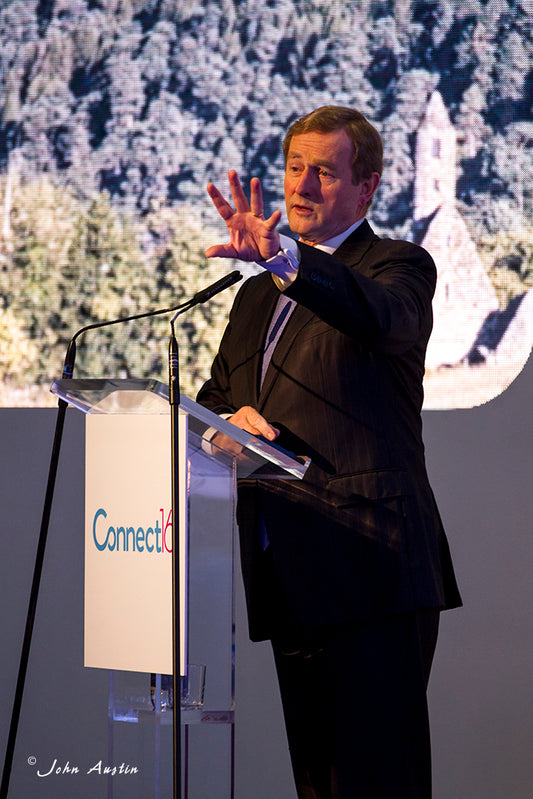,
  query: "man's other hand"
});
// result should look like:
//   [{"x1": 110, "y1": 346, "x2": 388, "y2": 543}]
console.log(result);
[{"x1": 211, "y1": 406, "x2": 280, "y2": 457}]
